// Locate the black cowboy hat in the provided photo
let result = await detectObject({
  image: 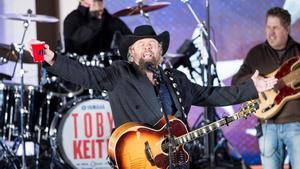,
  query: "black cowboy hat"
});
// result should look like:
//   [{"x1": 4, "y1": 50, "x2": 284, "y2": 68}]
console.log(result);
[{"x1": 119, "y1": 25, "x2": 170, "y2": 59}]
